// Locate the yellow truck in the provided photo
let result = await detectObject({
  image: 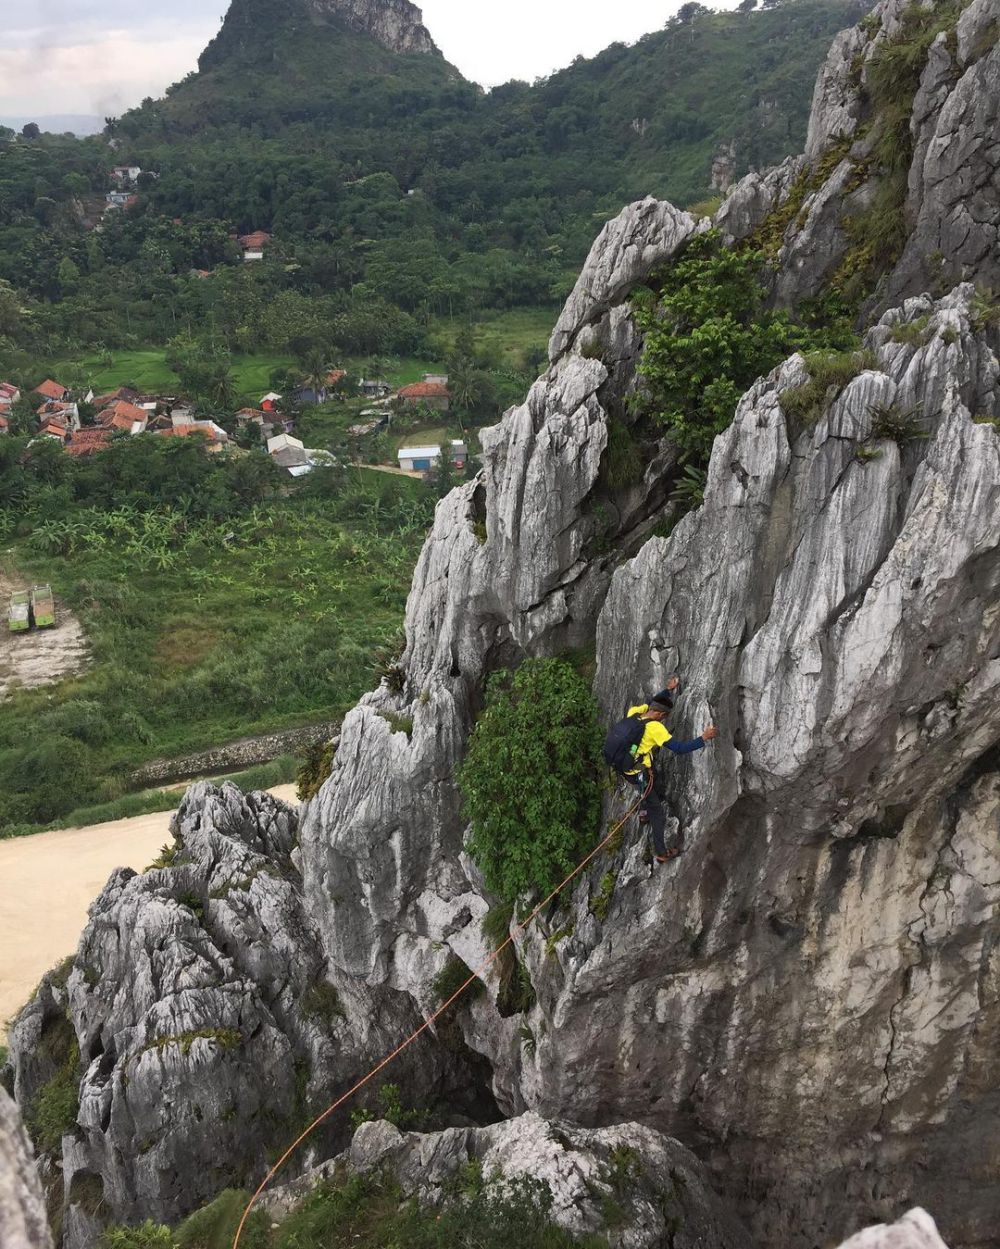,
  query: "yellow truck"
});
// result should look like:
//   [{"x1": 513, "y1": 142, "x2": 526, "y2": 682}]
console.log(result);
[
  {"x1": 31, "y1": 585, "x2": 55, "y2": 629},
  {"x1": 8, "y1": 590, "x2": 30, "y2": 632}
]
